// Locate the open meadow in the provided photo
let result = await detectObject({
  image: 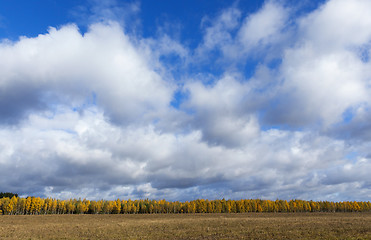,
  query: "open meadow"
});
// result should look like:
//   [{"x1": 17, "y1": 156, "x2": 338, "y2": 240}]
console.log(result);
[{"x1": 0, "y1": 212, "x2": 370, "y2": 239}]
